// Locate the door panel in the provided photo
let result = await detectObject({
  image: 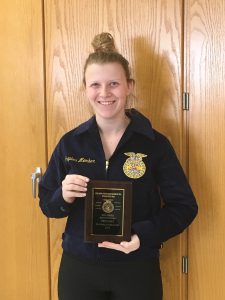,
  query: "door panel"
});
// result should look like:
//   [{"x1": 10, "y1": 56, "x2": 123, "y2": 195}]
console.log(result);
[
  {"x1": 187, "y1": 0, "x2": 225, "y2": 299},
  {"x1": 44, "y1": 1, "x2": 185, "y2": 299},
  {"x1": 0, "y1": 1, "x2": 50, "y2": 299}
]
